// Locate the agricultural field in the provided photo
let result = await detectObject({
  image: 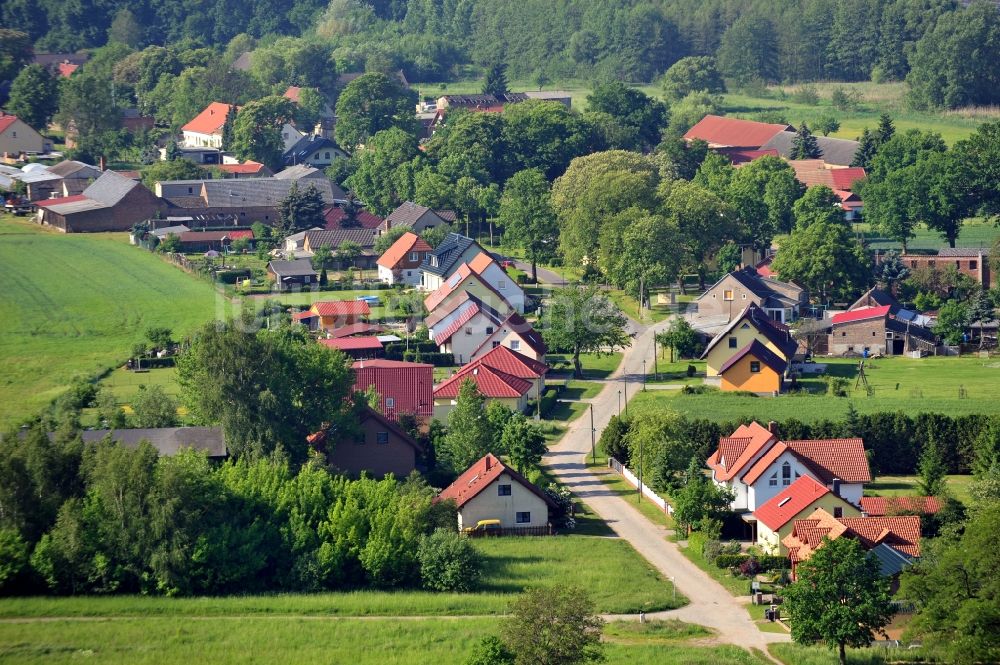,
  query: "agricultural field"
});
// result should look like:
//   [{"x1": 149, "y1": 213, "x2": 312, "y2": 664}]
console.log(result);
[
  {"x1": 858, "y1": 218, "x2": 1000, "y2": 252},
  {"x1": 866, "y1": 474, "x2": 973, "y2": 504},
  {"x1": 0, "y1": 216, "x2": 219, "y2": 428},
  {"x1": 629, "y1": 356, "x2": 1000, "y2": 423}
]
